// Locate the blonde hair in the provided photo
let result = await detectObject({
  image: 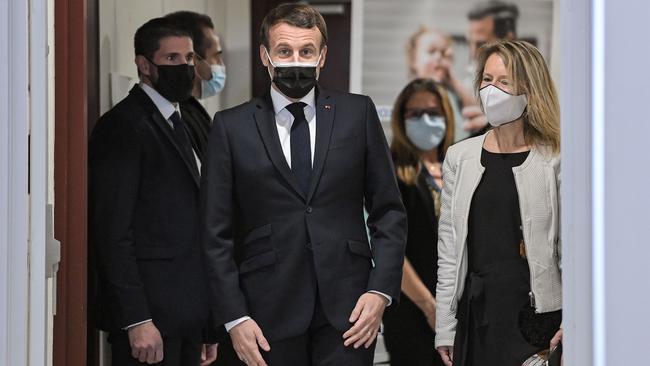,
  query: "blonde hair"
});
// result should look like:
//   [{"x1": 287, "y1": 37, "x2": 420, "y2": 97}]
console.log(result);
[
  {"x1": 475, "y1": 40, "x2": 560, "y2": 153},
  {"x1": 390, "y1": 78, "x2": 455, "y2": 185}
]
